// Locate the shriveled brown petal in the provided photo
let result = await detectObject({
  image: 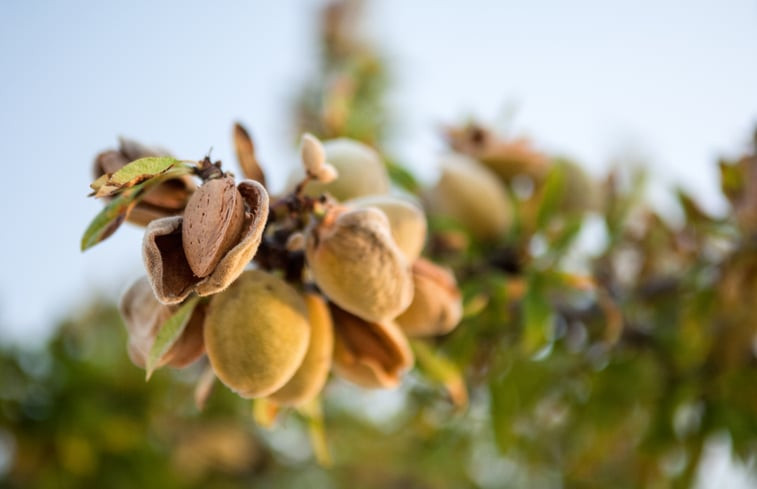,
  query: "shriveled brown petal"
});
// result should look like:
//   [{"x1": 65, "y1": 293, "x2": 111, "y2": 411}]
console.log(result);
[
  {"x1": 143, "y1": 180, "x2": 269, "y2": 304},
  {"x1": 119, "y1": 277, "x2": 205, "y2": 369},
  {"x1": 93, "y1": 139, "x2": 195, "y2": 223},
  {"x1": 396, "y1": 258, "x2": 463, "y2": 337},
  {"x1": 330, "y1": 304, "x2": 413, "y2": 389}
]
